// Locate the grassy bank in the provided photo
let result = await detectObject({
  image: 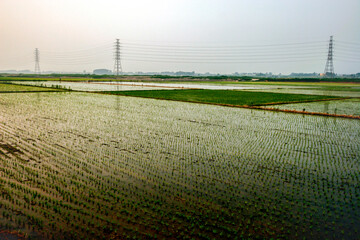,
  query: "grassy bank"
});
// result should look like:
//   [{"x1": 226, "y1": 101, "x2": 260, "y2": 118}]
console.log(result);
[{"x1": 0, "y1": 83, "x2": 66, "y2": 93}]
